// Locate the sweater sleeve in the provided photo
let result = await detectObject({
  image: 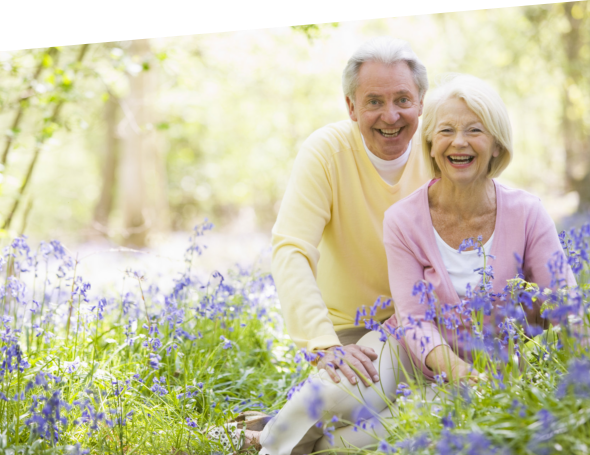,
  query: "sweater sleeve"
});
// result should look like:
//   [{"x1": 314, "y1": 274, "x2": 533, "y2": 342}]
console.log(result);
[
  {"x1": 383, "y1": 211, "x2": 449, "y2": 367},
  {"x1": 521, "y1": 199, "x2": 578, "y2": 328},
  {"x1": 523, "y1": 200, "x2": 577, "y2": 290},
  {"x1": 271, "y1": 139, "x2": 341, "y2": 351}
]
